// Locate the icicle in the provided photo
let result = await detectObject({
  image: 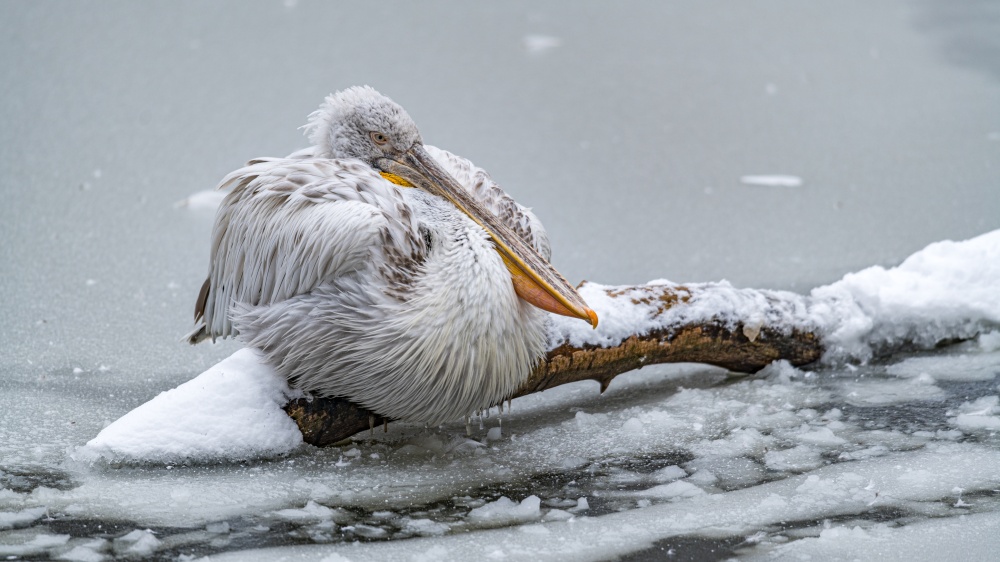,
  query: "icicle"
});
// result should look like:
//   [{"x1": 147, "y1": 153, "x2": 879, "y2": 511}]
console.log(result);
[
  {"x1": 478, "y1": 410, "x2": 484, "y2": 430},
  {"x1": 465, "y1": 416, "x2": 472, "y2": 436},
  {"x1": 369, "y1": 414, "x2": 375, "y2": 439},
  {"x1": 383, "y1": 420, "x2": 388, "y2": 433}
]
